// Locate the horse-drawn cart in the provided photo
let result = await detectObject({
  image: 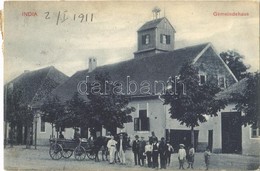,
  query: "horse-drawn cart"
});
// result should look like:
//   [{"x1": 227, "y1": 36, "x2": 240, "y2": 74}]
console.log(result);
[{"x1": 49, "y1": 138, "x2": 96, "y2": 161}]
